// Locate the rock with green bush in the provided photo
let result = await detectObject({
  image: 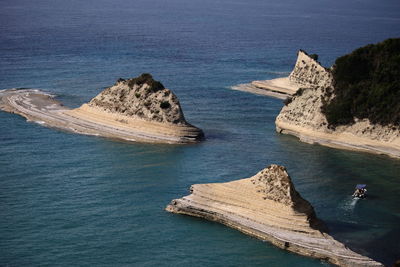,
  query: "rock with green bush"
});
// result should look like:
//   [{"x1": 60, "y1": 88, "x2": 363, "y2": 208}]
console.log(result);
[
  {"x1": 88, "y1": 73, "x2": 187, "y2": 124},
  {"x1": 276, "y1": 38, "x2": 400, "y2": 158}
]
